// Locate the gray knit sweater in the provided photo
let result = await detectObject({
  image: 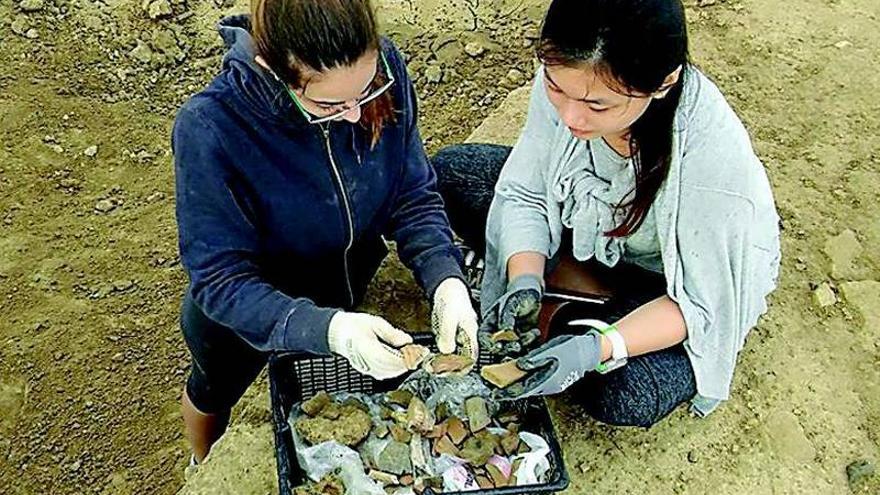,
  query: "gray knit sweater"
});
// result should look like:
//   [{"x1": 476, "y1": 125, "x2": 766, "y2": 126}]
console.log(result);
[{"x1": 481, "y1": 66, "x2": 781, "y2": 416}]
